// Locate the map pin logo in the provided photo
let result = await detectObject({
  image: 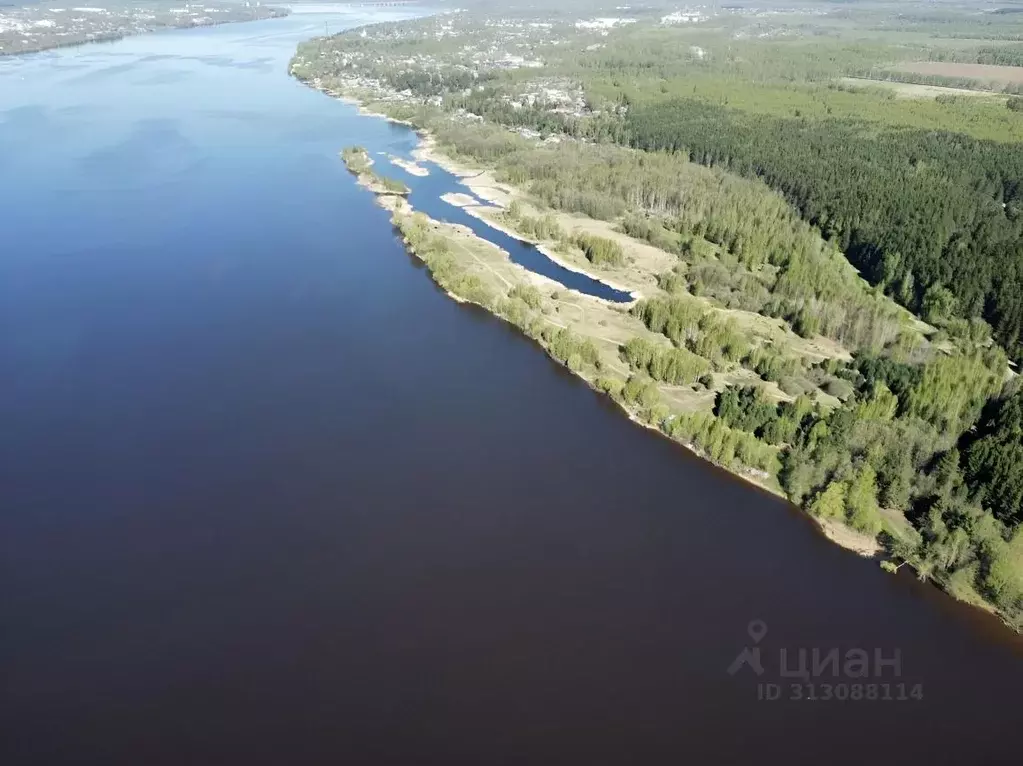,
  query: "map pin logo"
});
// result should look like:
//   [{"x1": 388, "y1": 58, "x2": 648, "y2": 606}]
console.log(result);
[
  {"x1": 727, "y1": 619, "x2": 768, "y2": 676},
  {"x1": 748, "y1": 619, "x2": 768, "y2": 644}
]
